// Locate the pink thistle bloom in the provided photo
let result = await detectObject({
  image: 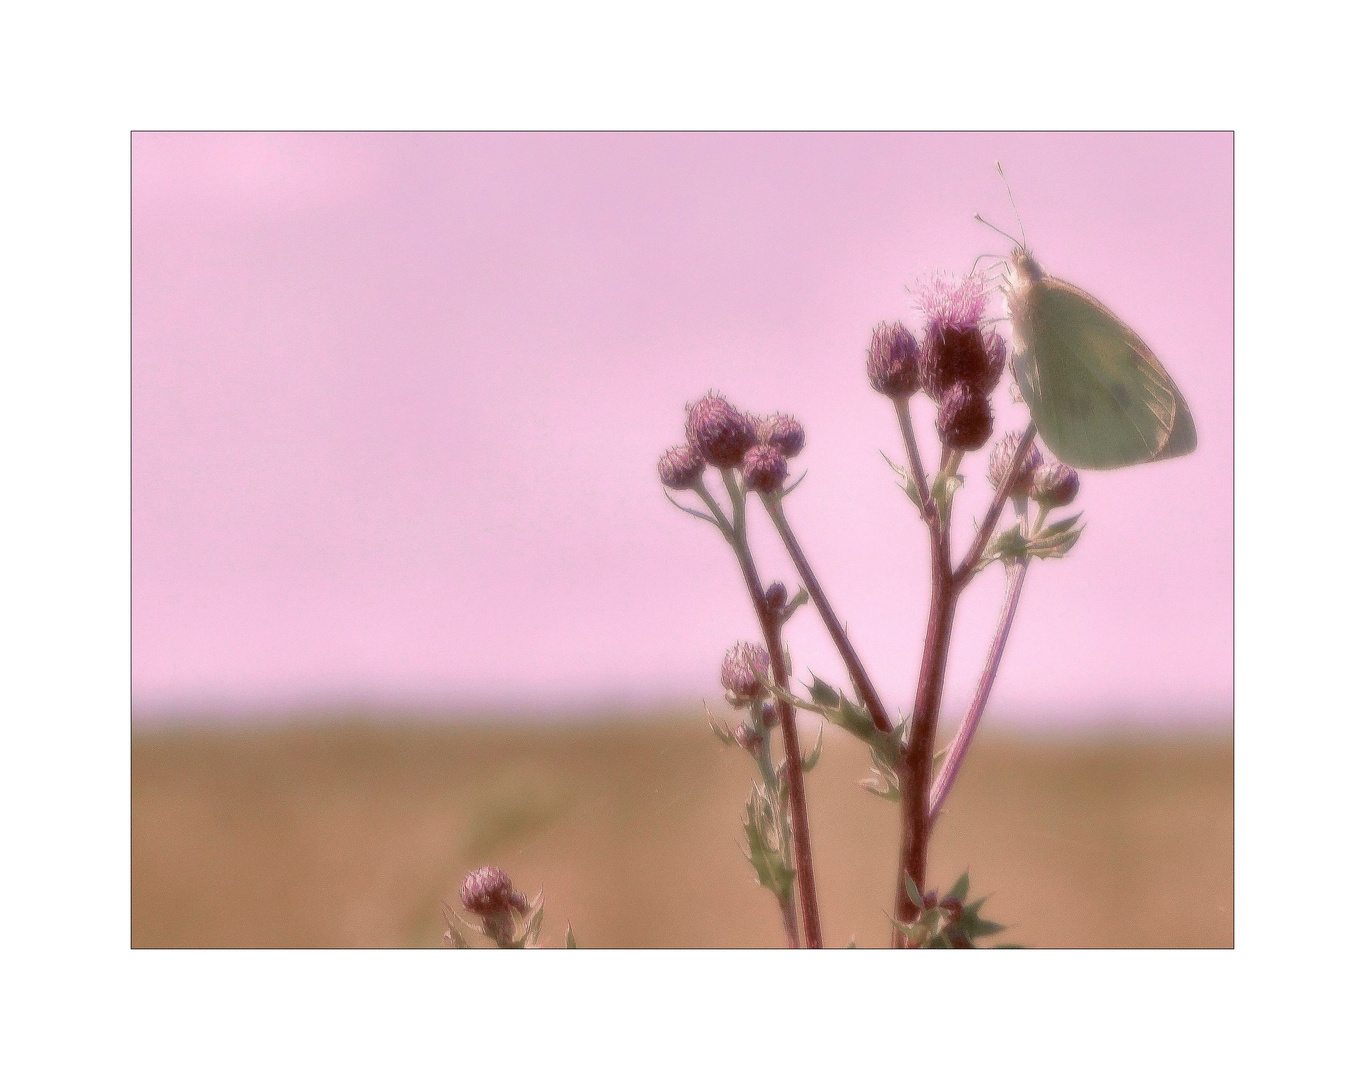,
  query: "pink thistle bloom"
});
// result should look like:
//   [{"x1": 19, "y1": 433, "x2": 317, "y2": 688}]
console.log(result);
[{"x1": 915, "y1": 270, "x2": 991, "y2": 330}]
